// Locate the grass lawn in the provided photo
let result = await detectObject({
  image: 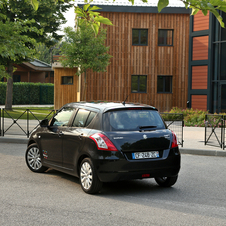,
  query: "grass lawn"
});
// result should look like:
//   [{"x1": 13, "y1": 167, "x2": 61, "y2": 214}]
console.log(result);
[{"x1": 1, "y1": 107, "x2": 55, "y2": 120}]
